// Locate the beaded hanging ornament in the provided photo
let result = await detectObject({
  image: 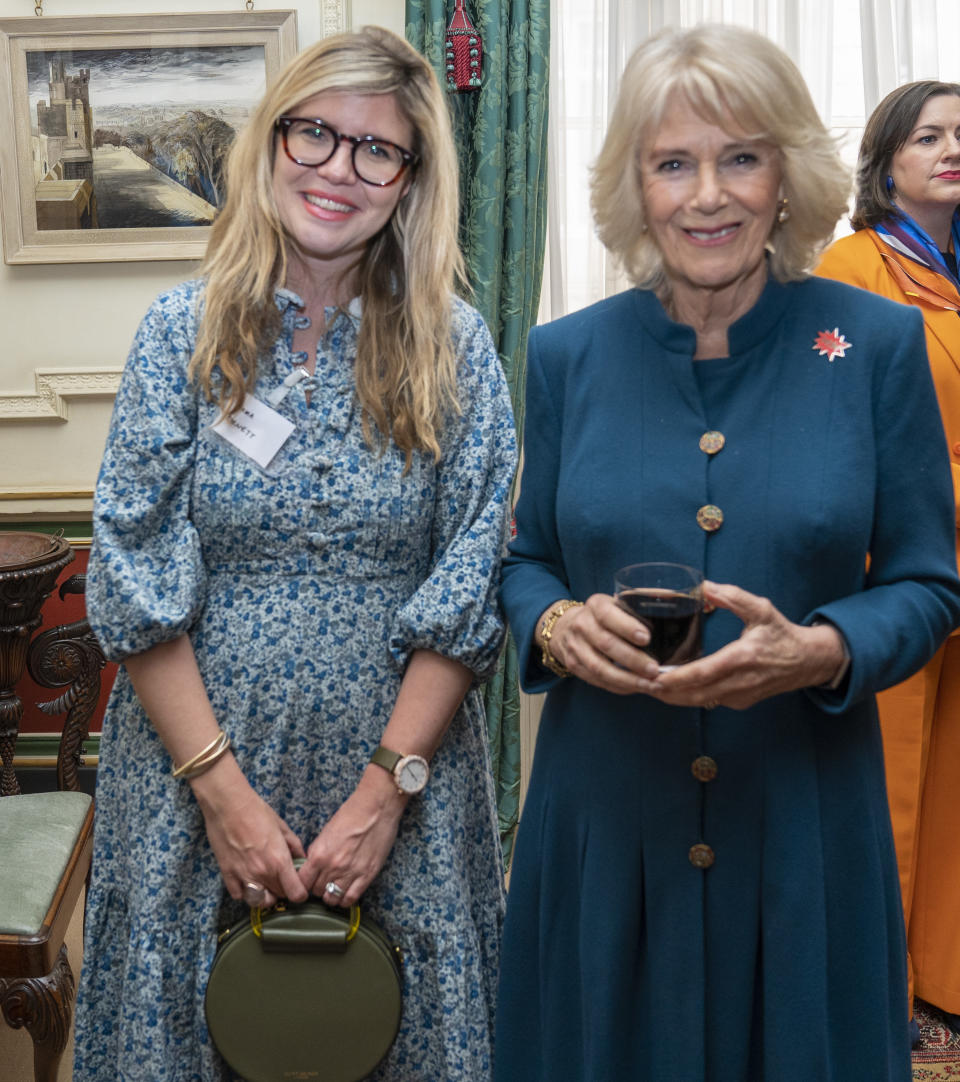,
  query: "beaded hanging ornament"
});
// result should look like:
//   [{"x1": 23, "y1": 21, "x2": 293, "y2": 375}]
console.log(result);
[{"x1": 444, "y1": 0, "x2": 482, "y2": 91}]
